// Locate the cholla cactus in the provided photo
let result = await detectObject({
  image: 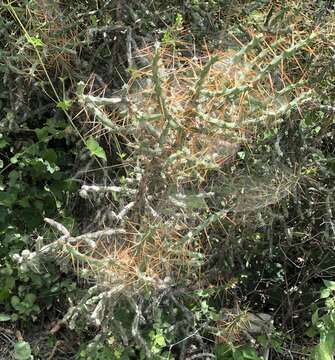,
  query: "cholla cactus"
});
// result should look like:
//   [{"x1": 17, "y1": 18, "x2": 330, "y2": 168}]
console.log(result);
[
  {"x1": 72, "y1": 28, "x2": 320, "y2": 284},
  {"x1": 24, "y1": 28, "x2": 323, "y2": 283}
]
